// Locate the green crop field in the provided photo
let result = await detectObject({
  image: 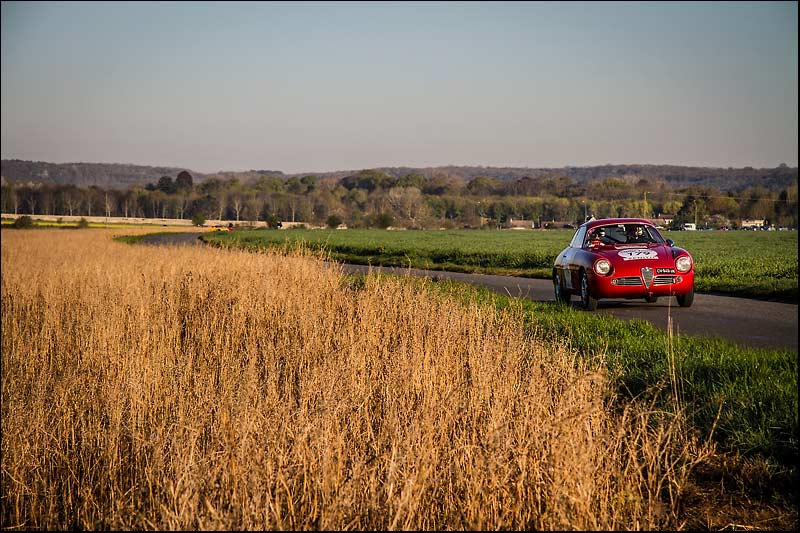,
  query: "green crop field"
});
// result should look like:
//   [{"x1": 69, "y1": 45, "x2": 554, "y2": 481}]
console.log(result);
[{"x1": 203, "y1": 228, "x2": 798, "y2": 302}]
